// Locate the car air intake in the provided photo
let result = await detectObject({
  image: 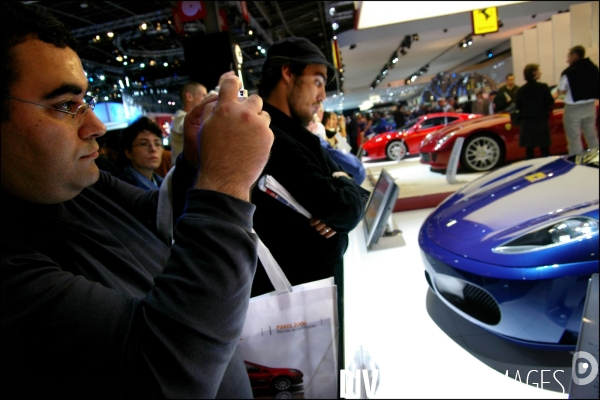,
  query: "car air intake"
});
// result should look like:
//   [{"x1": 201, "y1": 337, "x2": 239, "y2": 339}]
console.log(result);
[
  {"x1": 434, "y1": 274, "x2": 501, "y2": 325},
  {"x1": 421, "y1": 153, "x2": 430, "y2": 162}
]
